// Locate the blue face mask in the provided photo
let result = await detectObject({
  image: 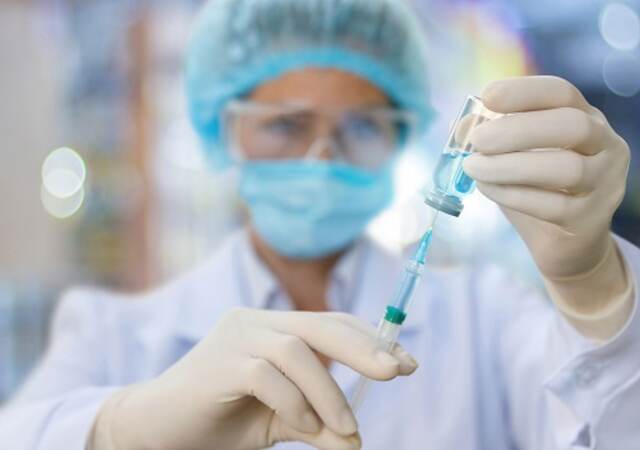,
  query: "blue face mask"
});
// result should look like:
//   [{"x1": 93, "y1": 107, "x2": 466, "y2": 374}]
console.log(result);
[{"x1": 239, "y1": 161, "x2": 393, "y2": 259}]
